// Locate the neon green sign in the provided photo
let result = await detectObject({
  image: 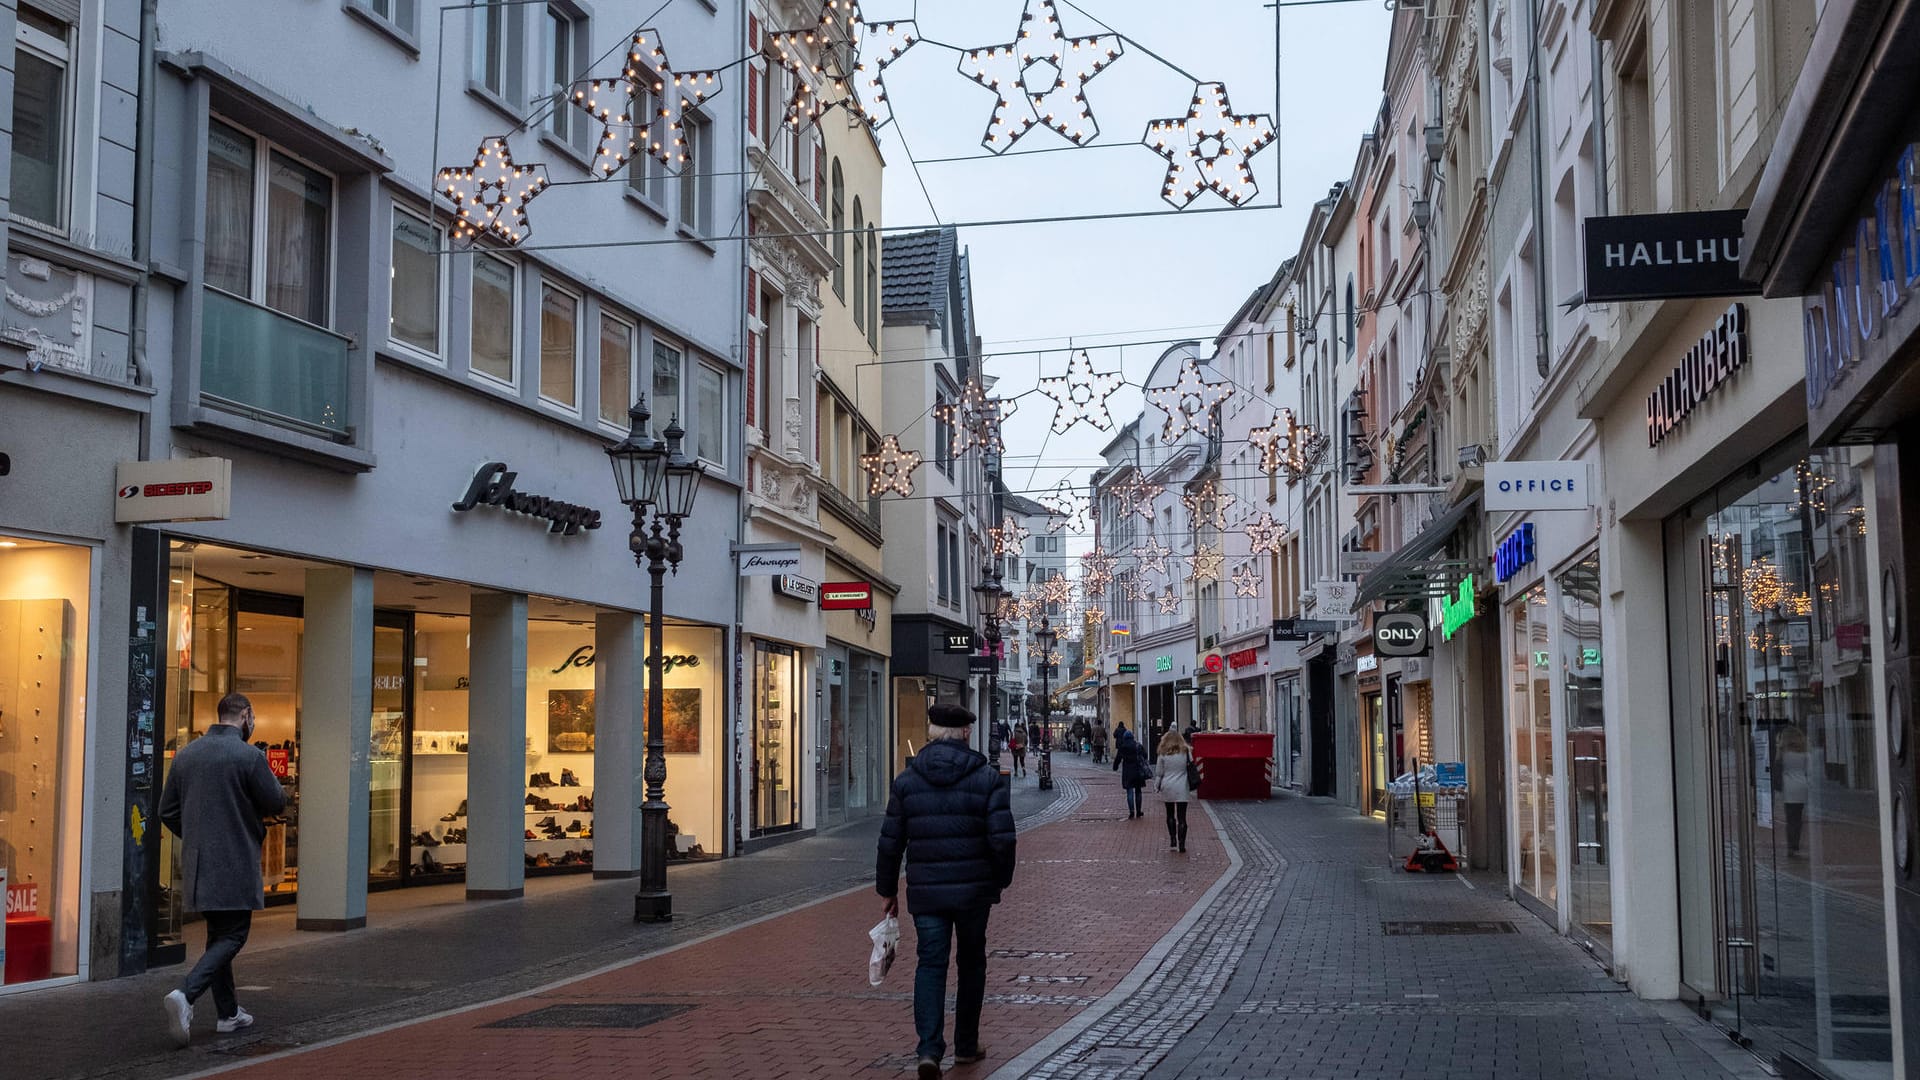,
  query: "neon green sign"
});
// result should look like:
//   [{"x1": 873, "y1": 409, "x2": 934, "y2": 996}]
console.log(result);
[{"x1": 1440, "y1": 575, "x2": 1476, "y2": 641}]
